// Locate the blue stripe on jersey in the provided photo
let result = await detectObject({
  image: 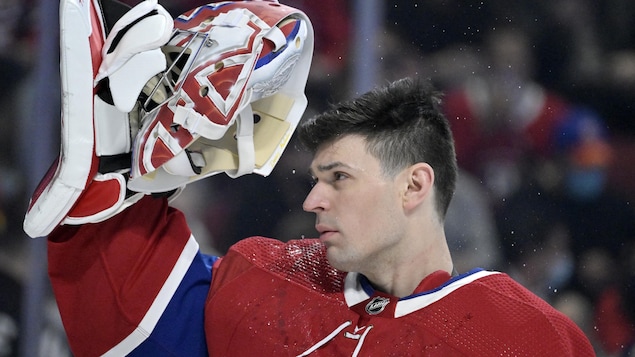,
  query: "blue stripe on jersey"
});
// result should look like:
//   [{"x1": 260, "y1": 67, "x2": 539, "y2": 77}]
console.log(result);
[
  {"x1": 400, "y1": 268, "x2": 486, "y2": 300},
  {"x1": 358, "y1": 268, "x2": 487, "y2": 301},
  {"x1": 201, "y1": 253, "x2": 221, "y2": 272},
  {"x1": 126, "y1": 251, "x2": 213, "y2": 356}
]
